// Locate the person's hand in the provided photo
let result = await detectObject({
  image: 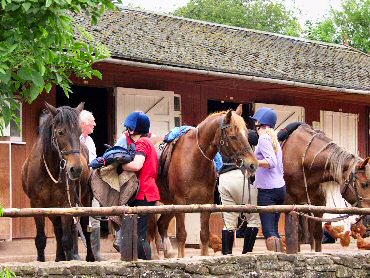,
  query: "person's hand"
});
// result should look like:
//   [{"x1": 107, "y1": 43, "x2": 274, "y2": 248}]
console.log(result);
[{"x1": 155, "y1": 201, "x2": 164, "y2": 206}]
